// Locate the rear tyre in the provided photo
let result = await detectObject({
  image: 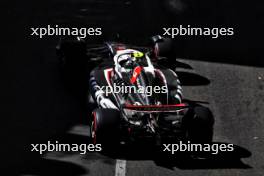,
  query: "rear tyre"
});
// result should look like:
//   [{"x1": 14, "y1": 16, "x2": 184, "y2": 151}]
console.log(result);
[
  {"x1": 184, "y1": 106, "x2": 214, "y2": 143},
  {"x1": 91, "y1": 108, "x2": 120, "y2": 147}
]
